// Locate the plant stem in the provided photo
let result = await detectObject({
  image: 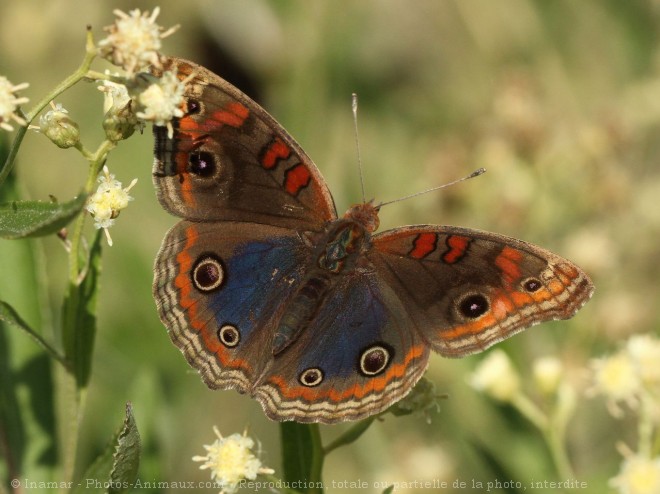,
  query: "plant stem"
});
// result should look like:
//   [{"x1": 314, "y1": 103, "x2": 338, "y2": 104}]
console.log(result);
[
  {"x1": 0, "y1": 27, "x2": 98, "y2": 186},
  {"x1": 67, "y1": 139, "x2": 114, "y2": 283}
]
